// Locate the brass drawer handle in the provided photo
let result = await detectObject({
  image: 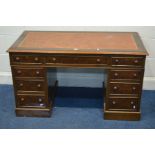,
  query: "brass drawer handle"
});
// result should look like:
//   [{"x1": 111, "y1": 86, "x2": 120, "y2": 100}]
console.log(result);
[
  {"x1": 36, "y1": 71, "x2": 40, "y2": 75},
  {"x1": 134, "y1": 59, "x2": 139, "y2": 64},
  {"x1": 112, "y1": 101, "x2": 116, "y2": 105},
  {"x1": 115, "y1": 59, "x2": 119, "y2": 63},
  {"x1": 114, "y1": 73, "x2": 119, "y2": 77},
  {"x1": 96, "y1": 58, "x2": 101, "y2": 62},
  {"x1": 132, "y1": 86, "x2": 136, "y2": 91},
  {"x1": 133, "y1": 105, "x2": 136, "y2": 109},
  {"x1": 113, "y1": 86, "x2": 118, "y2": 90},
  {"x1": 15, "y1": 57, "x2": 20, "y2": 61},
  {"x1": 34, "y1": 57, "x2": 39, "y2": 61},
  {"x1": 20, "y1": 97, "x2": 25, "y2": 101},
  {"x1": 133, "y1": 73, "x2": 137, "y2": 77},
  {"x1": 131, "y1": 101, "x2": 134, "y2": 105},
  {"x1": 52, "y1": 57, "x2": 56, "y2": 61},
  {"x1": 37, "y1": 84, "x2": 41, "y2": 88},
  {"x1": 19, "y1": 83, "x2": 23, "y2": 87},
  {"x1": 17, "y1": 70, "x2": 22, "y2": 74},
  {"x1": 38, "y1": 98, "x2": 43, "y2": 103}
]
